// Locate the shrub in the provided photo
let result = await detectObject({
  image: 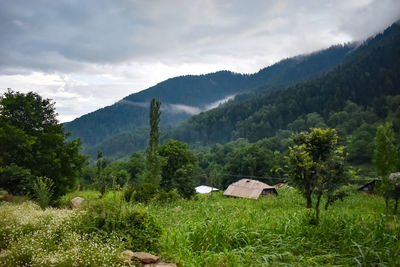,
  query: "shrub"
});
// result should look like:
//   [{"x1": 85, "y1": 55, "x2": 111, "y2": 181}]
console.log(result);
[
  {"x1": 153, "y1": 189, "x2": 181, "y2": 203},
  {"x1": 124, "y1": 183, "x2": 159, "y2": 203},
  {"x1": 76, "y1": 198, "x2": 162, "y2": 252},
  {"x1": 31, "y1": 176, "x2": 54, "y2": 209},
  {"x1": 58, "y1": 190, "x2": 101, "y2": 207},
  {"x1": 0, "y1": 202, "x2": 123, "y2": 266}
]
